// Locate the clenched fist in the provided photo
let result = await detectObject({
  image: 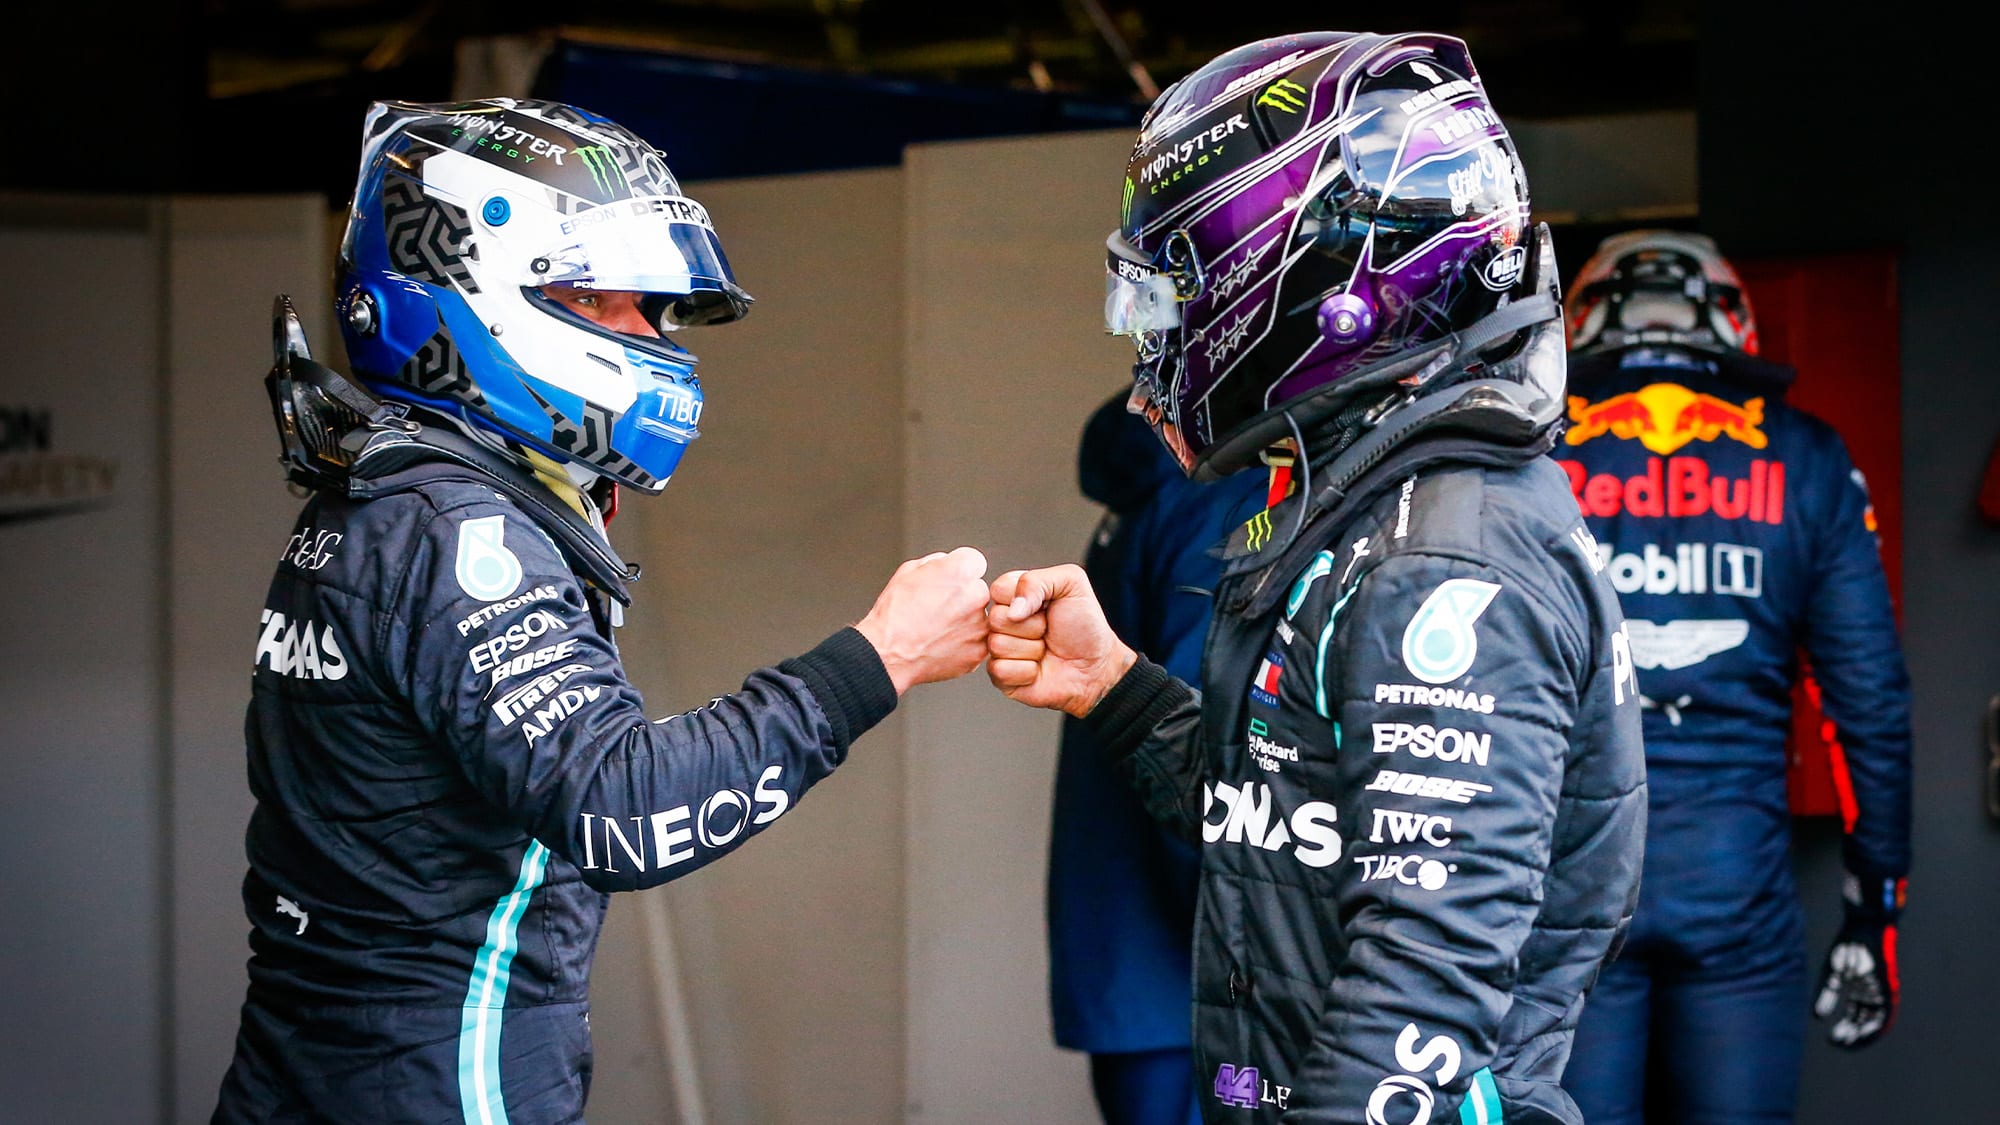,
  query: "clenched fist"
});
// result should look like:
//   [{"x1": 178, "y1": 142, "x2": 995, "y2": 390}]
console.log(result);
[
  {"x1": 855, "y1": 547, "x2": 993, "y2": 694},
  {"x1": 985, "y1": 564, "x2": 1137, "y2": 717}
]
